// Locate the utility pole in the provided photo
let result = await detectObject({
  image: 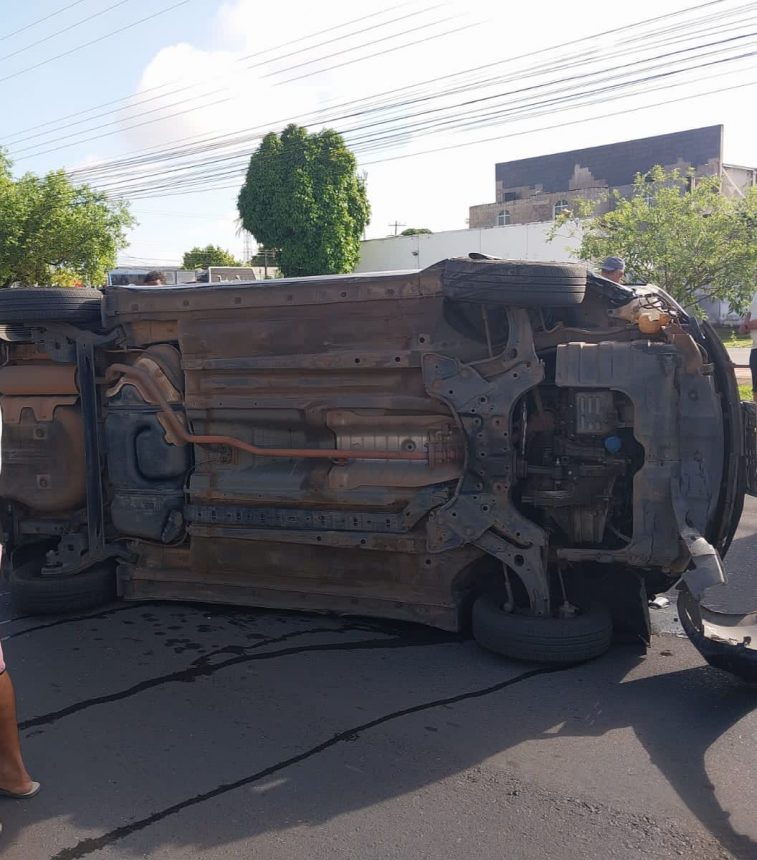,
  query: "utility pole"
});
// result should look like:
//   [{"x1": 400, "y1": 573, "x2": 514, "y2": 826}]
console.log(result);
[
  {"x1": 388, "y1": 220, "x2": 406, "y2": 236},
  {"x1": 242, "y1": 231, "x2": 253, "y2": 264}
]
